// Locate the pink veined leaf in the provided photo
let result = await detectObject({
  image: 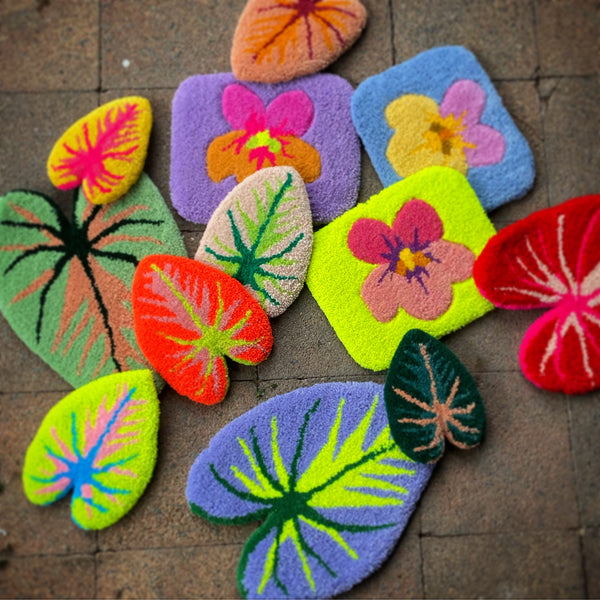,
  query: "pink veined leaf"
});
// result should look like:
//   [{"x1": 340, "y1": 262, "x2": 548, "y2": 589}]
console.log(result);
[
  {"x1": 82, "y1": 383, "x2": 148, "y2": 468},
  {"x1": 52, "y1": 104, "x2": 140, "y2": 193},
  {"x1": 47, "y1": 97, "x2": 152, "y2": 204}
]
